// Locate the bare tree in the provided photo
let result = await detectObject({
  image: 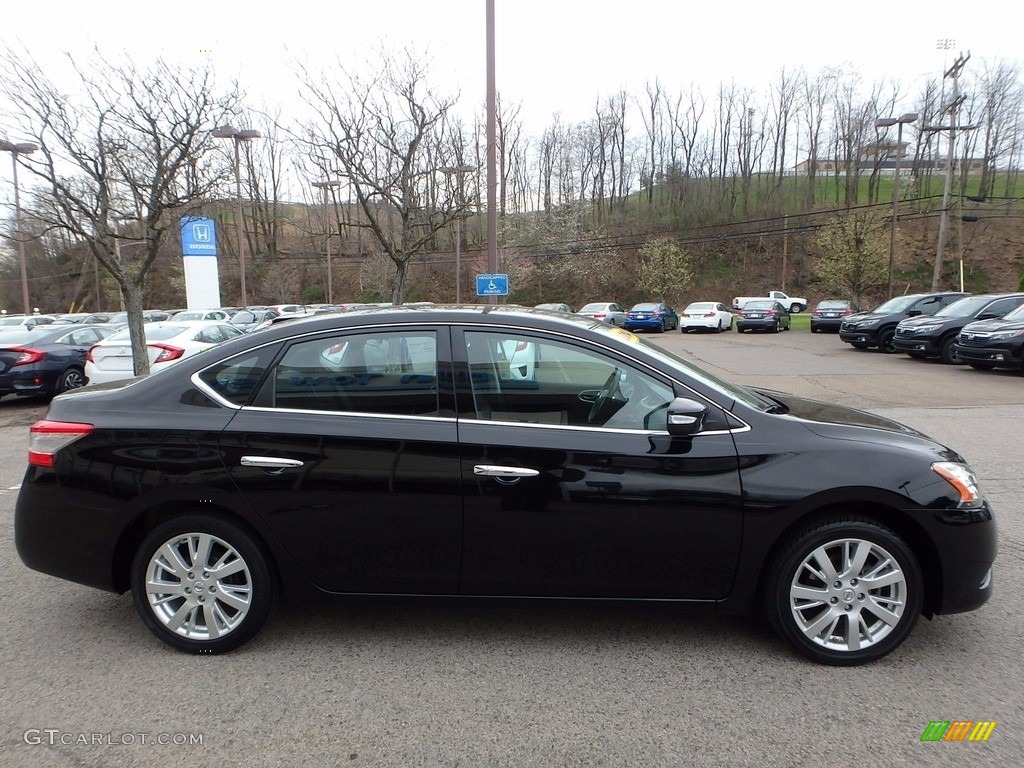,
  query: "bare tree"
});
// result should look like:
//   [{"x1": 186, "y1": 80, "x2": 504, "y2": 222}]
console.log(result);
[
  {"x1": 0, "y1": 48, "x2": 239, "y2": 374},
  {"x1": 299, "y1": 49, "x2": 470, "y2": 304}
]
